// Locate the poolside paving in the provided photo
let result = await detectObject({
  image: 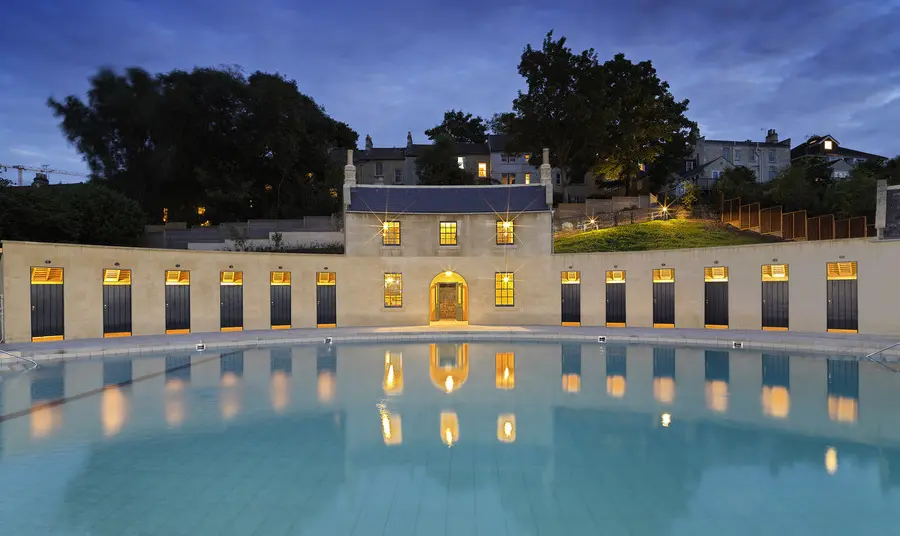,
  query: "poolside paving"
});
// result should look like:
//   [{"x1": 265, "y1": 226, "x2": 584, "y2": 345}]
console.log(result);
[{"x1": 3, "y1": 324, "x2": 899, "y2": 362}]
